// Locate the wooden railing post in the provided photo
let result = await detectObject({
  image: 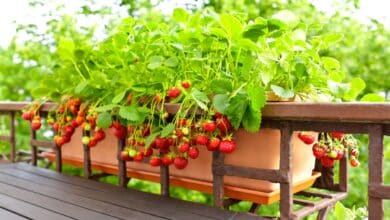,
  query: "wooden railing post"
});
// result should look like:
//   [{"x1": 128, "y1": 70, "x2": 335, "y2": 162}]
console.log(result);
[
  {"x1": 279, "y1": 122, "x2": 293, "y2": 220},
  {"x1": 160, "y1": 155, "x2": 170, "y2": 197},
  {"x1": 30, "y1": 126, "x2": 38, "y2": 166},
  {"x1": 83, "y1": 130, "x2": 92, "y2": 179},
  {"x1": 212, "y1": 150, "x2": 225, "y2": 208},
  {"x1": 118, "y1": 136, "x2": 129, "y2": 187},
  {"x1": 368, "y1": 124, "x2": 384, "y2": 220},
  {"x1": 9, "y1": 112, "x2": 16, "y2": 163}
]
